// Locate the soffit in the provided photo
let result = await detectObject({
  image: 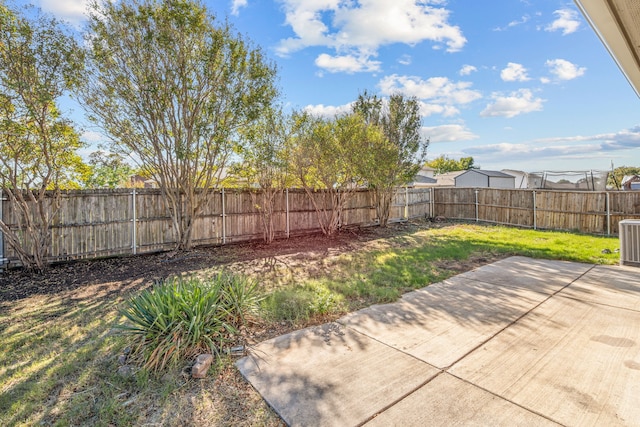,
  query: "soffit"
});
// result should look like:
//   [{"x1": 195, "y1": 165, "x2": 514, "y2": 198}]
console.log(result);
[{"x1": 575, "y1": 0, "x2": 640, "y2": 97}]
